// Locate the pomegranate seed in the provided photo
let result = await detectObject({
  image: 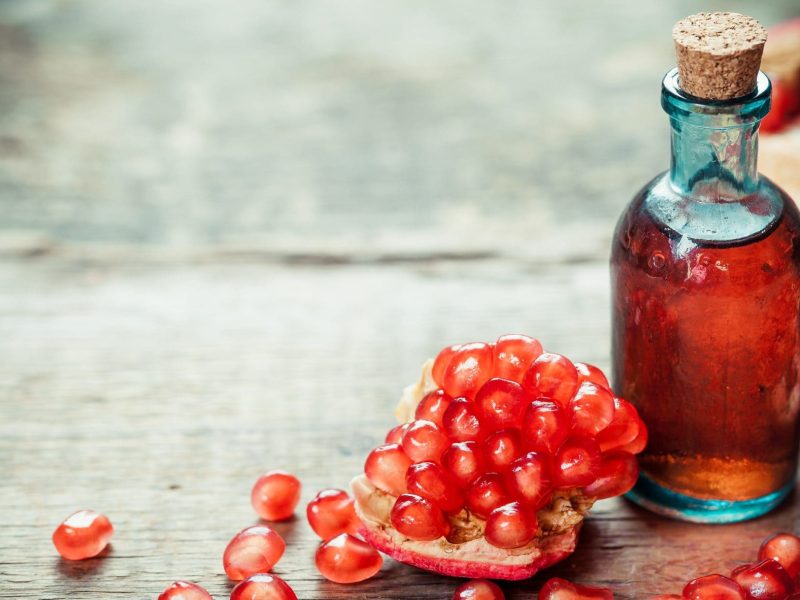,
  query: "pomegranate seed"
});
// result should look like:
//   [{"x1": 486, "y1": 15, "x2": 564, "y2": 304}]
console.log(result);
[
  {"x1": 493, "y1": 334, "x2": 543, "y2": 382},
  {"x1": 596, "y1": 397, "x2": 640, "y2": 452},
  {"x1": 415, "y1": 389, "x2": 454, "y2": 428},
  {"x1": 683, "y1": 575, "x2": 746, "y2": 600},
  {"x1": 731, "y1": 559, "x2": 794, "y2": 600},
  {"x1": 483, "y1": 429, "x2": 523, "y2": 472},
  {"x1": 442, "y1": 441, "x2": 485, "y2": 488},
  {"x1": 506, "y1": 452, "x2": 552, "y2": 509},
  {"x1": 453, "y1": 578, "x2": 506, "y2": 600},
  {"x1": 522, "y1": 353, "x2": 579, "y2": 407},
  {"x1": 385, "y1": 423, "x2": 410, "y2": 444},
  {"x1": 364, "y1": 443, "x2": 413, "y2": 496},
  {"x1": 230, "y1": 574, "x2": 297, "y2": 600},
  {"x1": 402, "y1": 419, "x2": 450, "y2": 463},
  {"x1": 442, "y1": 343, "x2": 494, "y2": 398},
  {"x1": 222, "y1": 525, "x2": 286, "y2": 581},
  {"x1": 552, "y1": 436, "x2": 601, "y2": 488},
  {"x1": 158, "y1": 581, "x2": 213, "y2": 600},
  {"x1": 759, "y1": 533, "x2": 800, "y2": 578},
  {"x1": 390, "y1": 493, "x2": 450, "y2": 541},
  {"x1": 433, "y1": 344, "x2": 462, "y2": 387},
  {"x1": 538, "y1": 577, "x2": 613, "y2": 600},
  {"x1": 574, "y1": 362, "x2": 610, "y2": 389},
  {"x1": 522, "y1": 400, "x2": 570, "y2": 454},
  {"x1": 465, "y1": 473, "x2": 512, "y2": 519},
  {"x1": 474, "y1": 378, "x2": 527, "y2": 431},
  {"x1": 570, "y1": 382, "x2": 615, "y2": 437},
  {"x1": 442, "y1": 398, "x2": 486, "y2": 442},
  {"x1": 52, "y1": 510, "x2": 114, "y2": 561},
  {"x1": 484, "y1": 501, "x2": 537, "y2": 549},
  {"x1": 406, "y1": 461, "x2": 465, "y2": 514},
  {"x1": 619, "y1": 416, "x2": 648, "y2": 454},
  {"x1": 250, "y1": 471, "x2": 301, "y2": 521},
  {"x1": 315, "y1": 533, "x2": 383, "y2": 584},
  {"x1": 582, "y1": 451, "x2": 638, "y2": 499},
  {"x1": 306, "y1": 489, "x2": 359, "y2": 539}
]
